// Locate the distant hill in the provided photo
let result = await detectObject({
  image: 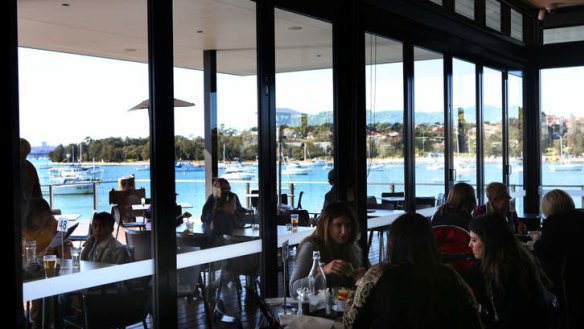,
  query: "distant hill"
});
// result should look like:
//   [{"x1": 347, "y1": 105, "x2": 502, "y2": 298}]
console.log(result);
[{"x1": 304, "y1": 105, "x2": 503, "y2": 126}]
